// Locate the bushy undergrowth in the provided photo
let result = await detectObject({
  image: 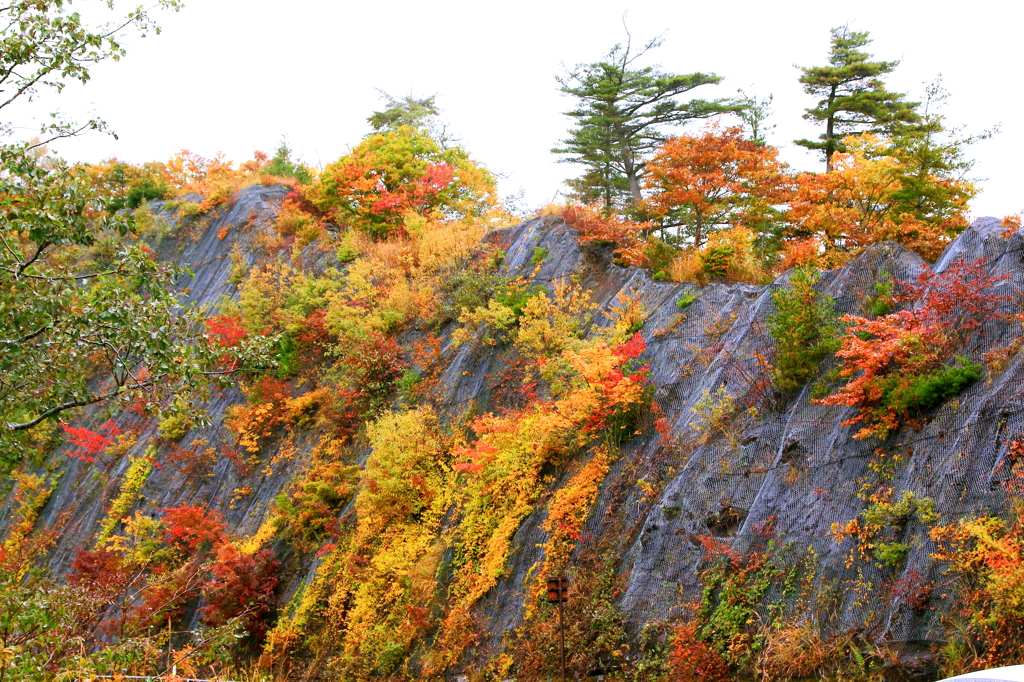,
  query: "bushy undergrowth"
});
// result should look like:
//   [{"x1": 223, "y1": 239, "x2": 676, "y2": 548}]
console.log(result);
[{"x1": 768, "y1": 267, "x2": 841, "y2": 392}]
